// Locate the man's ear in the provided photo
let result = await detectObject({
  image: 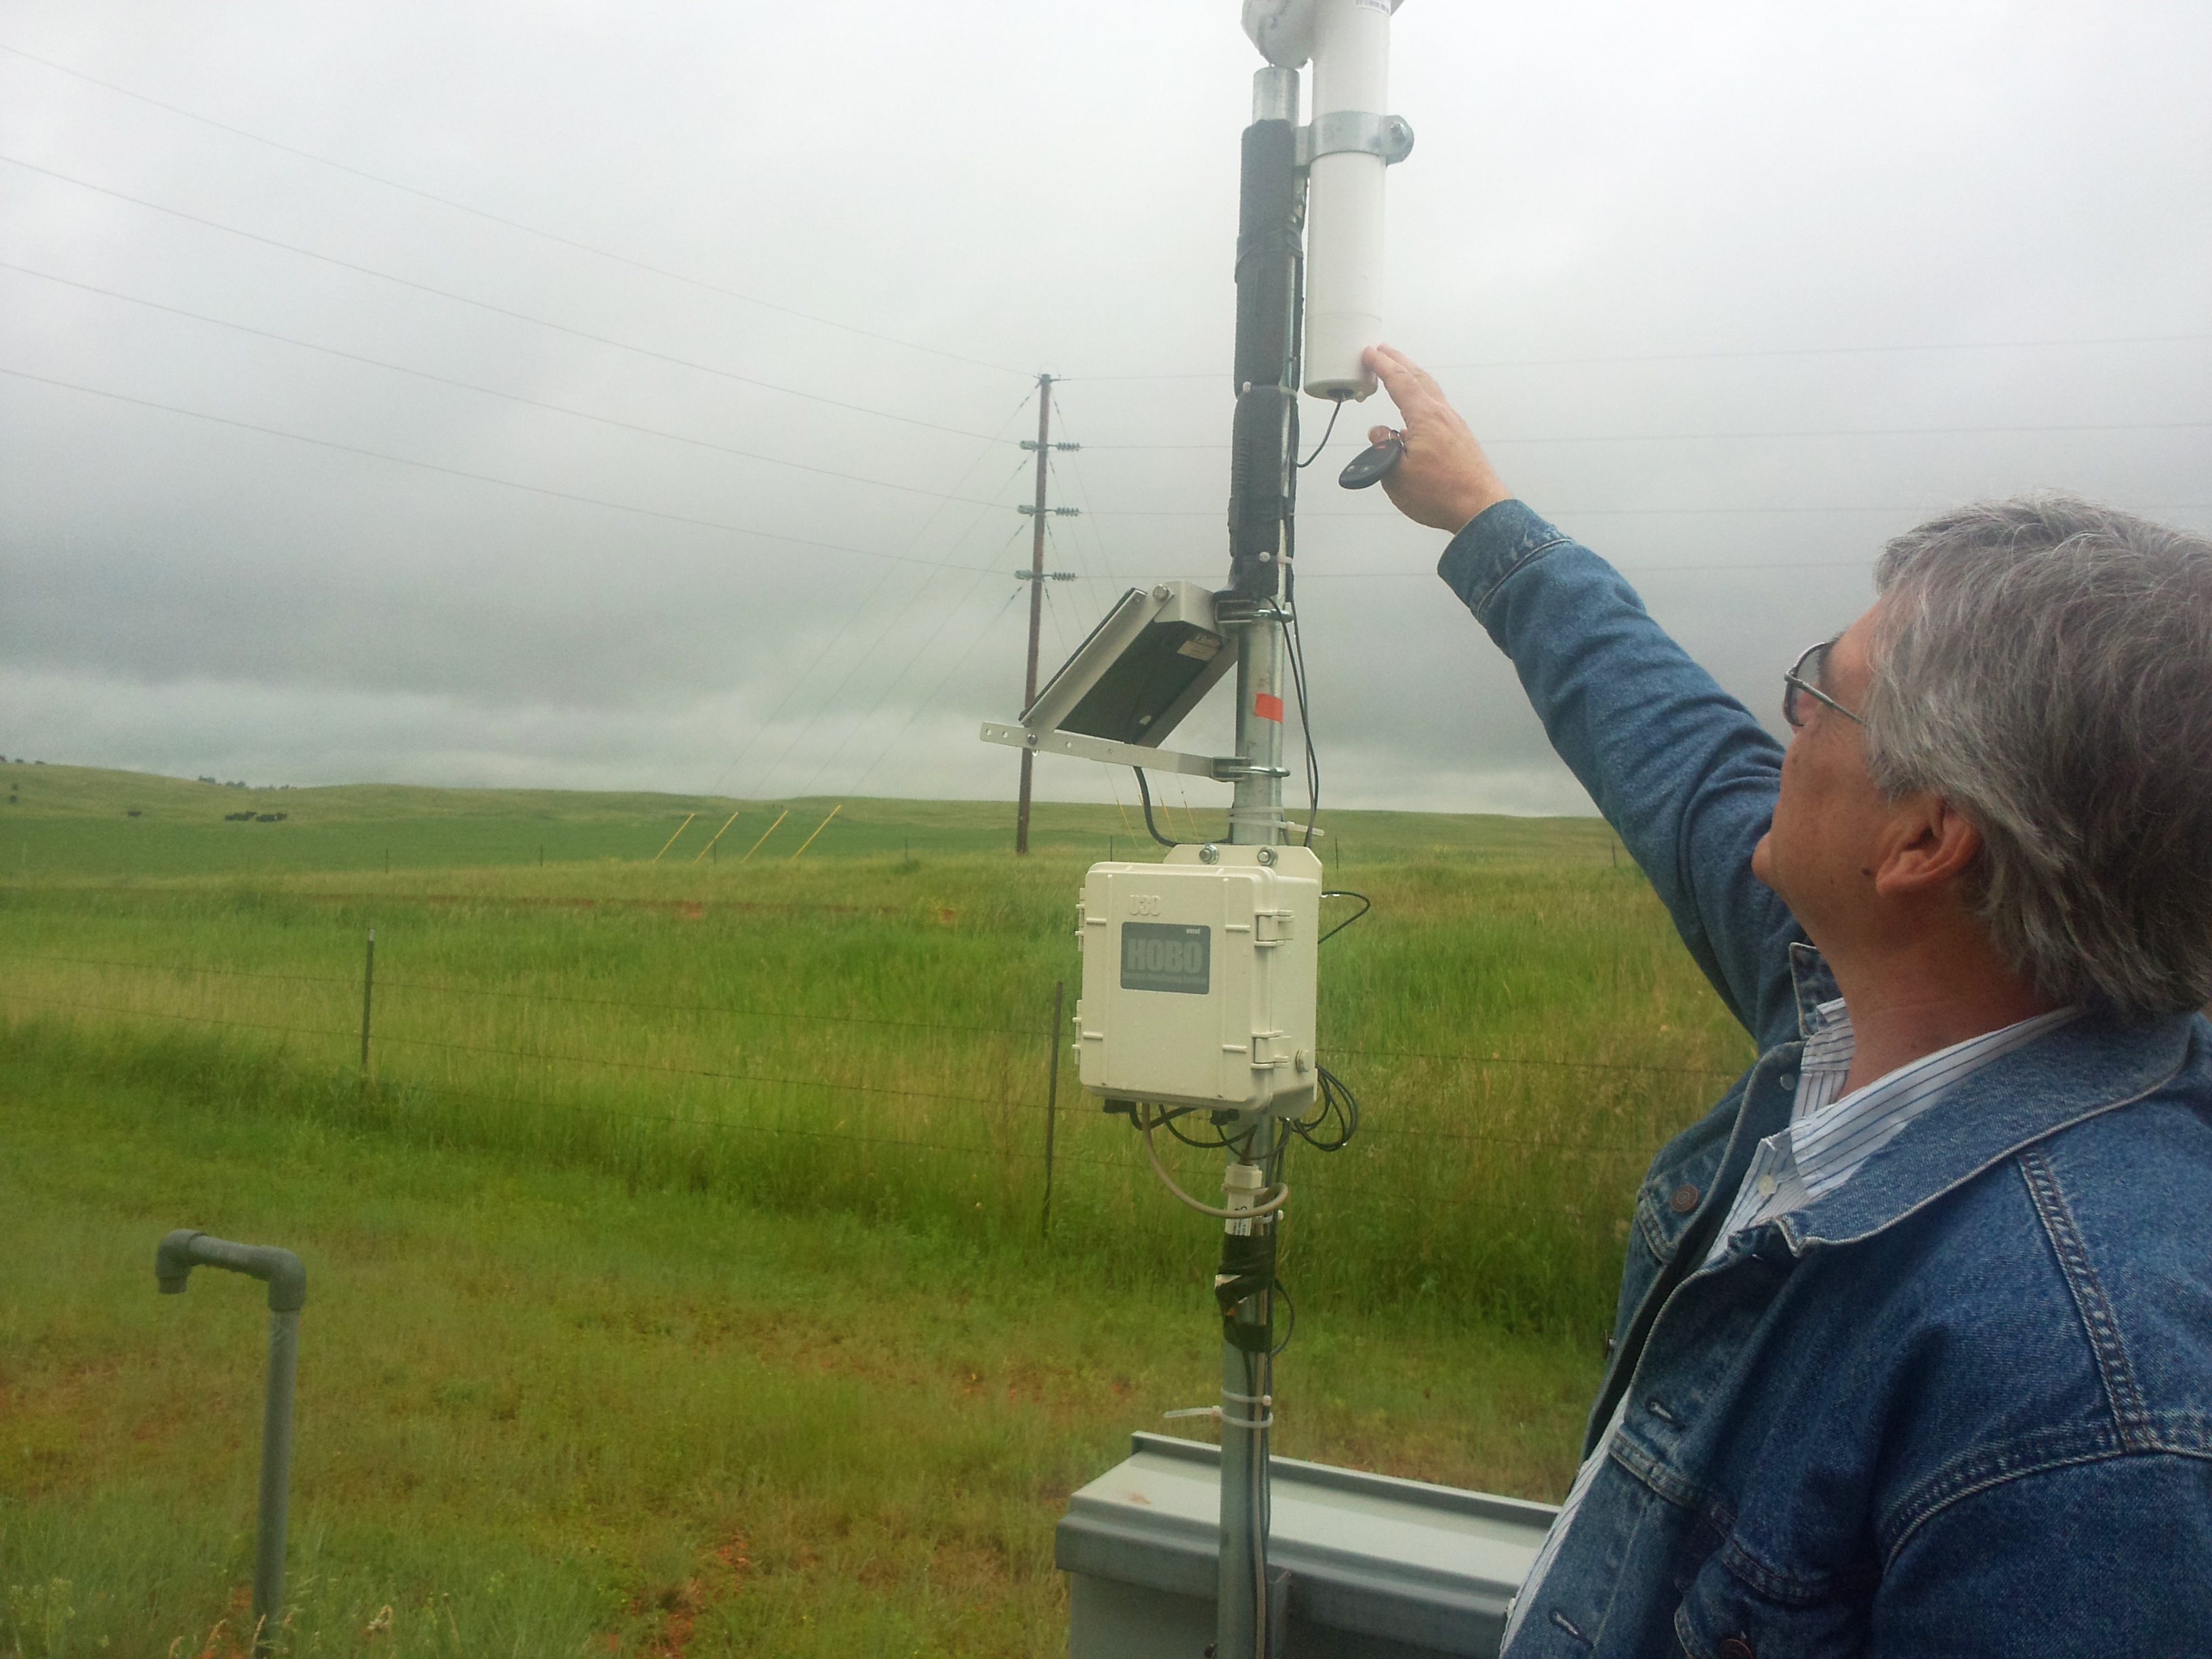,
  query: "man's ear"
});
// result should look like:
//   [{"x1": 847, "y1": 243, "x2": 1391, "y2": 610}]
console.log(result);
[{"x1": 1872, "y1": 793, "x2": 1982, "y2": 901}]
